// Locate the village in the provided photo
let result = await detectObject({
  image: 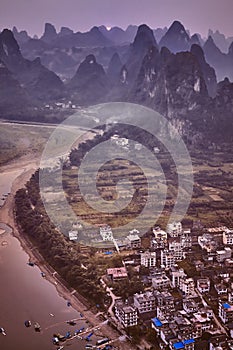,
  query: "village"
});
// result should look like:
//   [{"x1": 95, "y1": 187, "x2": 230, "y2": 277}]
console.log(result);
[{"x1": 67, "y1": 222, "x2": 233, "y2": 350}]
